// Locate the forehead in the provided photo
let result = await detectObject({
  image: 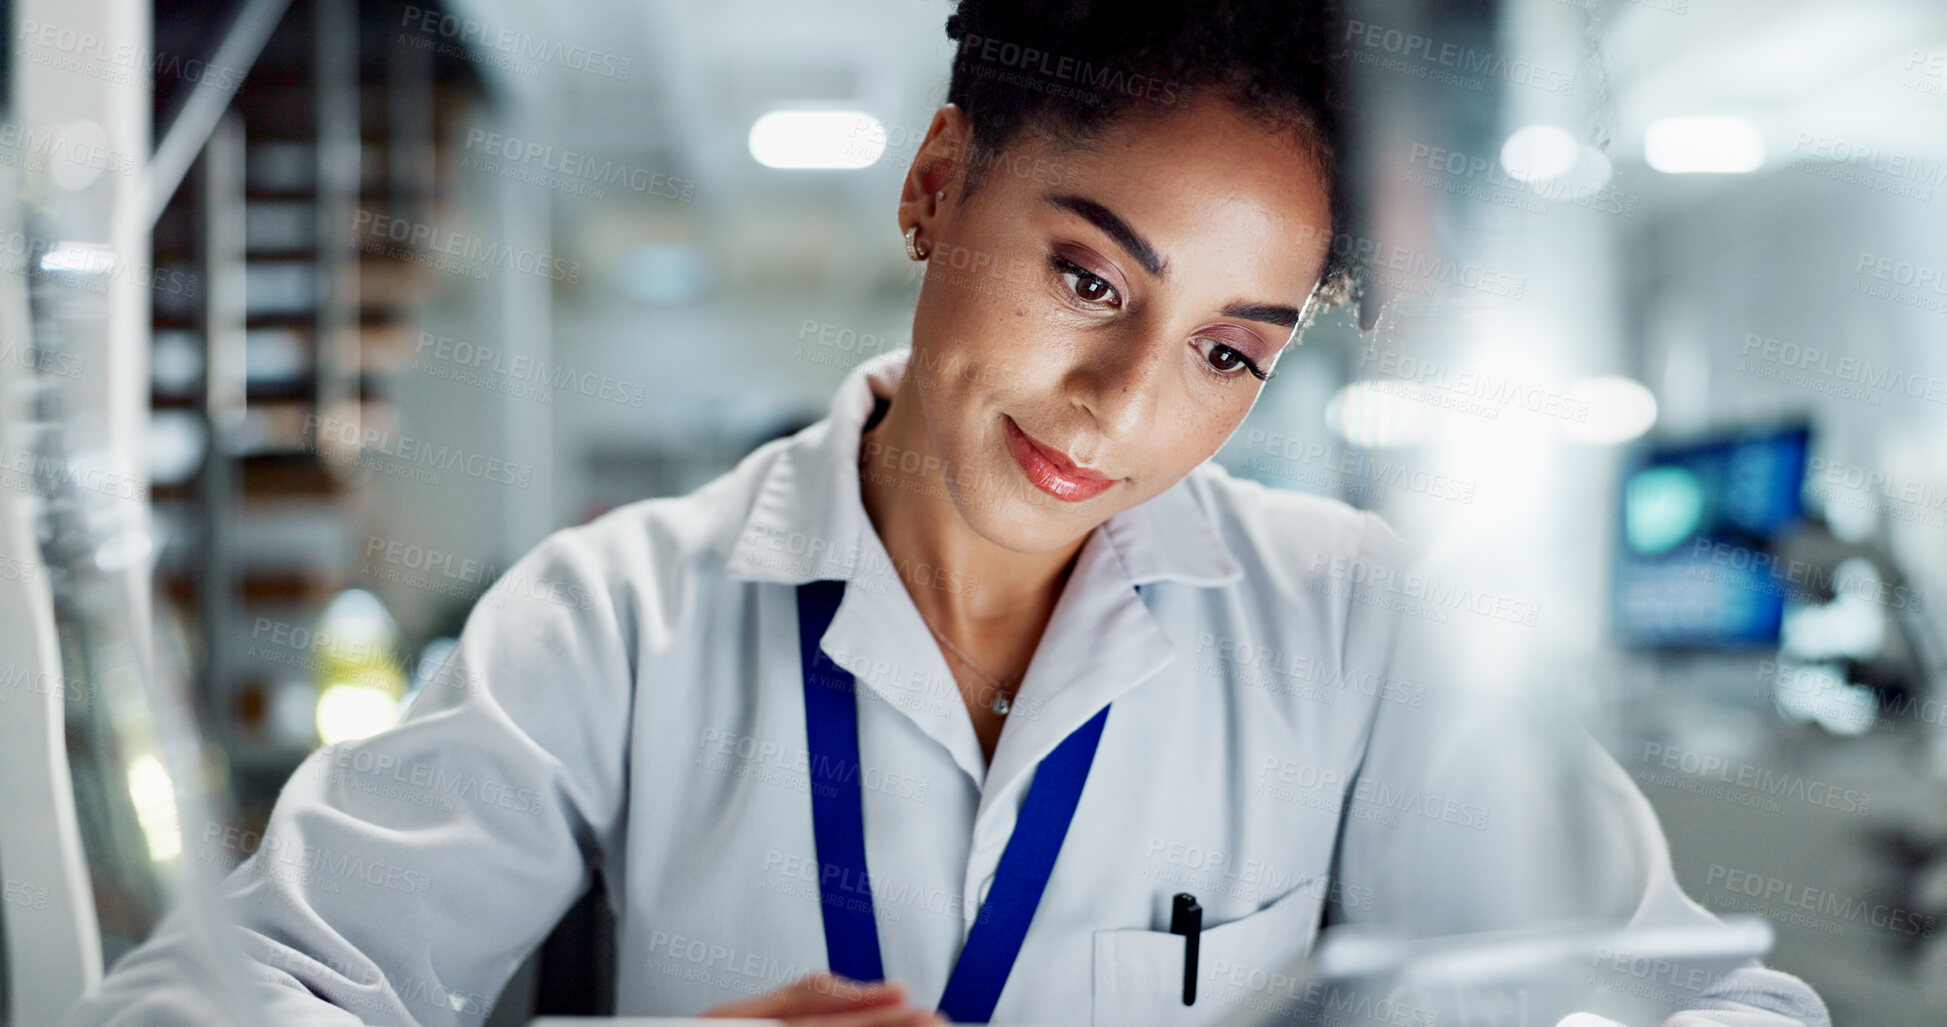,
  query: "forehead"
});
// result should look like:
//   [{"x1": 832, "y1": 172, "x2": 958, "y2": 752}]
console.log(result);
[{"x1": 985, "y1": 93, "x2": 1333, "y2": 281}]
